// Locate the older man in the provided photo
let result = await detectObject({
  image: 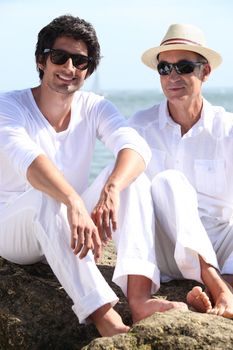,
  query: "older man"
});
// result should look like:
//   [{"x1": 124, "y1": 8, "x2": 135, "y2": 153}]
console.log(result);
[{"x1": 130, "y1": 23, "x2": 233, "y2": 318}]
